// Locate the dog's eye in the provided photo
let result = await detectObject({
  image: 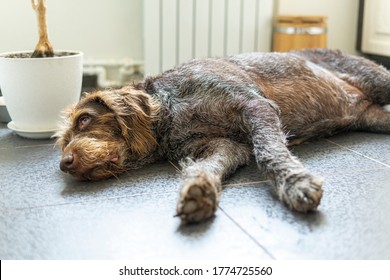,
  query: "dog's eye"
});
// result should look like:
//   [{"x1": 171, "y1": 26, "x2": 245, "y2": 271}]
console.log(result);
[{"x1": 78, "y1": 115, "x2": 91, "y2": 130}]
